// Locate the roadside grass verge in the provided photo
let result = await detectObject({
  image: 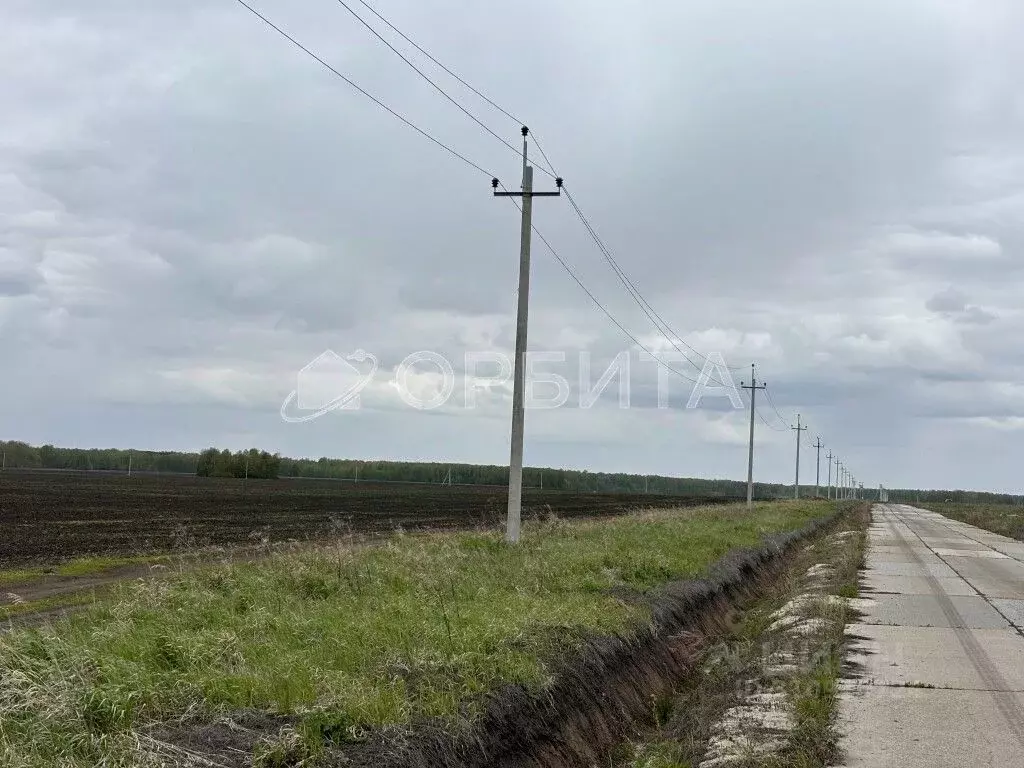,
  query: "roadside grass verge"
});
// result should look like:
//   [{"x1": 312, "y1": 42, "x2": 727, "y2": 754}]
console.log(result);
[
  {"x1": 616, "y1": 503, "x2": 868, "y2": 768},
  {"x1": 0, "y1": 500, "x2": 829, "y2": 766},
  {"x1": 917, "y1": 501, "x2": 1024, "y2": 541}
]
